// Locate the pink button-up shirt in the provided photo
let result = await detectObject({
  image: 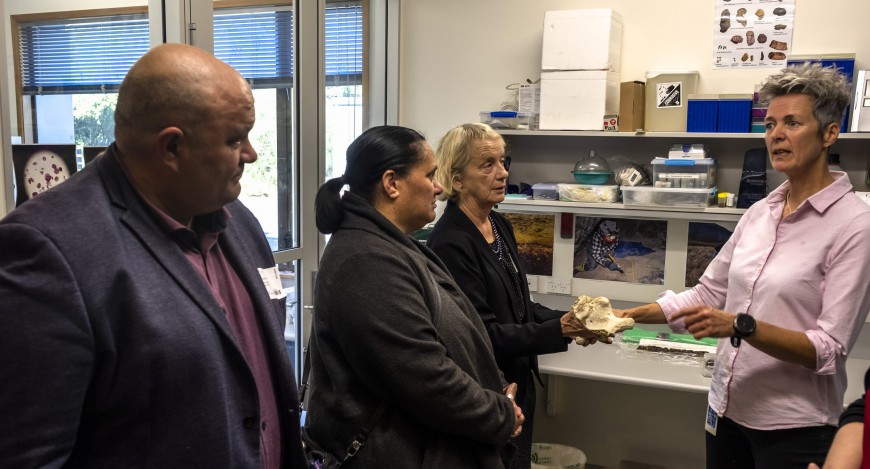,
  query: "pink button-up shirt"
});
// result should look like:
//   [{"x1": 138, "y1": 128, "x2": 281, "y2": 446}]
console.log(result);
[{"x1": 658, "y1": 172, "x2": 870, "y2": 429}]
